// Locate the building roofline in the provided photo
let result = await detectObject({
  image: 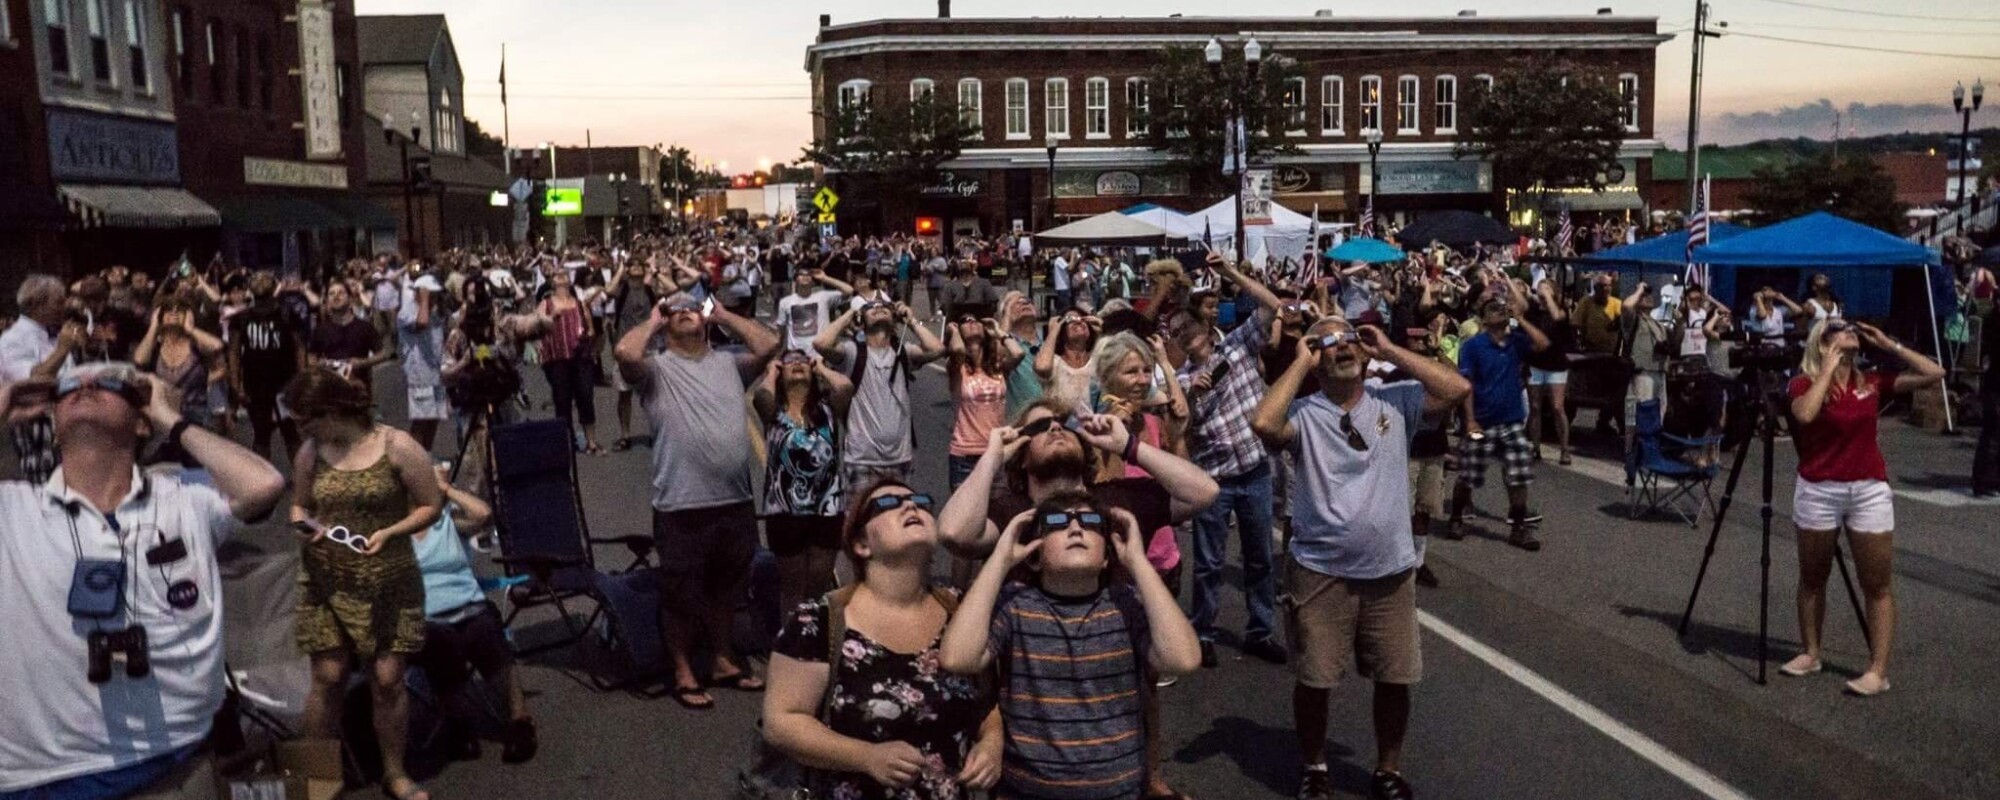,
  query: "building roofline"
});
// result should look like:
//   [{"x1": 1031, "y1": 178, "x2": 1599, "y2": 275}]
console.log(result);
[{"x1": 819, "y1": 14, "x2": 1661, "y2": 33}]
